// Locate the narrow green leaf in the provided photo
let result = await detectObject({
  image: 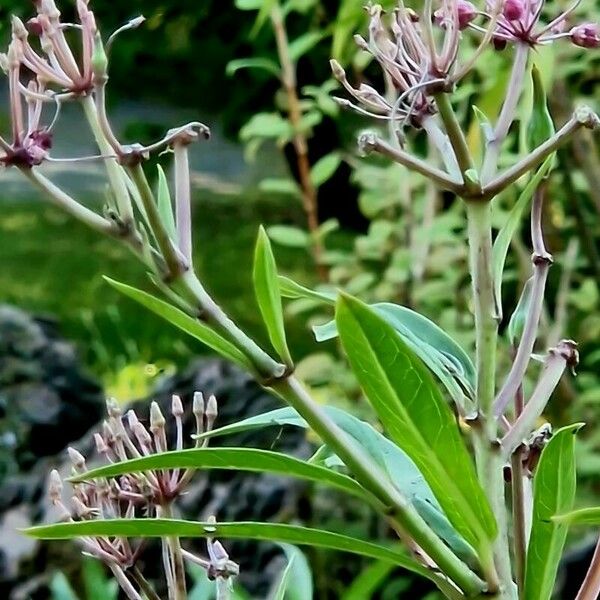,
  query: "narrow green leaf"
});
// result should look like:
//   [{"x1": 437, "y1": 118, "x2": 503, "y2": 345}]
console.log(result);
[
  {"x1": 492, "y1": 156, "x2": 554, "y2": 318},
  {"x1": 524, "y1": 424, "x2": 583, "y2": 600},
  {"x1": 527, "y1": 64, "x2": 556, "y2": 153},
  {"x1": 253, "y1": 226, "x2": 293, "y2": 365},
  {"x1": 336, "y1": 294, "x2": 496, "y2": 552},
  {"x1": 82, "y1": 559, "x2": 118, "y2": 600},
  {"x1": 156, "y1": 164, "x2": 177, "y2": 241},
  {"x1": 273, "y1": 554, "x2": 296, "y2": 600},
  {"x1": 26, "y1": 520, "x2": 433, "y2": 582},
  {"x1": 194, "y1": 406, "x2": 477, "y2": 562},
  {"x1": 226, "y1": 58, "x2": 281, "y2": 78},
  {"x1": 288, "y1": 32, "x2": 325, "y2": 62},
  {"x1": 310, "y1": 152, "x2": 341, "y2": 187},
  {"x1": 104, "y1": 277, "x2": 252, "y2": 370},
  {"x1": 507, "y1": 277, "x2": 534, "y2": 346},
  {"x1": 342, "y1": 561, "x2": 395, "y2": 600},
  {"x1": 49, "y1": 572, "x2": 79, "y2": 600},
  {"x1": 278, "y1": 275, "x2": 336, "y2": 305},
  {"x1": 272, "y1": 545, "x2": 313, "y2": 600},
  {"x1": 71, "y1": 448, "x2": 370, "y2": 502}
]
